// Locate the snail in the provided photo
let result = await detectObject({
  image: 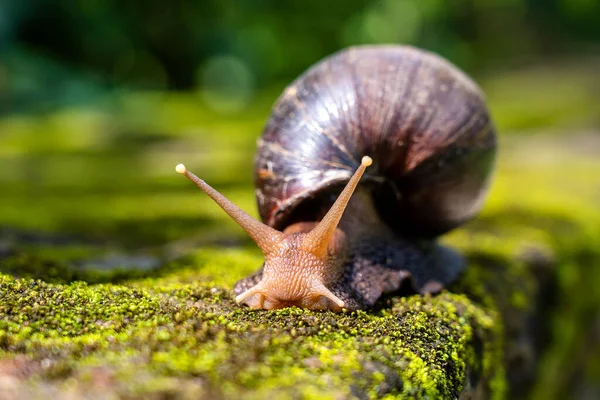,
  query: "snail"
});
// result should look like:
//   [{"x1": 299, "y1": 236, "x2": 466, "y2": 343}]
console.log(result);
[{"x1": 176, "y1": 45, "x2": 496, "y2": 312}]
